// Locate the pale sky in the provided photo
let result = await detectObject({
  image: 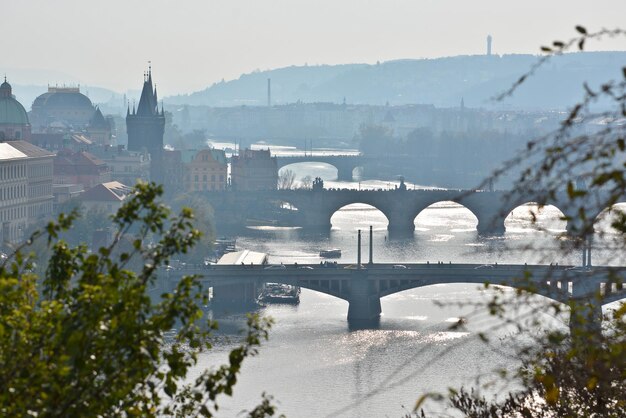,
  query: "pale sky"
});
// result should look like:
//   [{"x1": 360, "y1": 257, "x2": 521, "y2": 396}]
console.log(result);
[{"x1": 2, "y1": 0, "x2": 625, "y2": 95}]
